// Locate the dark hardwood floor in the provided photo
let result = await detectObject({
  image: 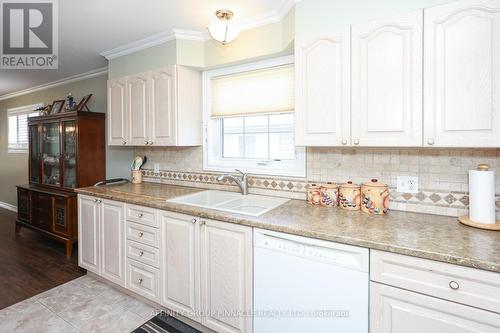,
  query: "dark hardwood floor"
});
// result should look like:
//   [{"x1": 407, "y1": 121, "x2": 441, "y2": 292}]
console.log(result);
[{"x1": 0, "y1": 208, "x2": 85, "y2": 310}]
